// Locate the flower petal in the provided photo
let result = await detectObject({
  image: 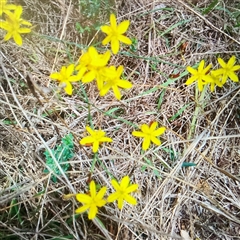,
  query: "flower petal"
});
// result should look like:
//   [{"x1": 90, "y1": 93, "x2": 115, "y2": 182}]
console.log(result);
[
  {"x1": 150, "y1": 136, "x2": 161, "y2": 146},
  {"x1": 100, "y1": 25, "x2": 112, "y2": 34},
  {"x1": 132, "y1": 131, "x2": 145, "y2": 138},
  {"x1": 13, "y1": 33, "x2": 22, "y2": 46},
  {"x1": 111, "y1": 38, "x2": 120, "y2": 54},
  {"x1": 149, "y1": 122, "x2": 158, "y2": 132},
  {"x1": 110, "y1": 179, "x2": 121, "y2": 191},
  {"x1": 185, "y1": 76, "x2": 198, "y2": 85},
  {"x1": 227, "y1": 56, "x2": 236, "y2": 68},
  {"x1": 107, "y1": 192, "x2": 120, "y2": 202},
  {"x1": 96, "y1": 187, "x2": 107, "y2": 200},
  {"x1": 64, "y1": 81, "x2": 73, "y2": 95},
  {"x1": 110, "y1": 13, "x2": 117, "y2": 29},
  {"x1": 66, "y1": 64, "x2": 75, "y2": 77},
  {"x1": 82, "y1": 71, "x2": 96, "y2": 83},
  {"x1": 141, "y1": 124, "x2": 150, "y2": 133},
  {"x1": 117, "y1": 197, "x2": 124, "y2": 209},
  {"x1": 88, "y1": 205, "x2": 98, "y2": 219},
  {"x1": 217, "y1": 57, "x2": 227, "y2": 68},
  {"x1": 186, "y1": 66, "x2": 197, "y2": 75},
  {"x1": 117, "y1": 20, "x2": 130, "y2": 34},
  {"x1": 75, "y1": 204, "x2": 90, "y2": 214},
  {"x1": 153, "y1": 127, "x2": 166, "y2": 136},
  {"x1": 120, "y1": 176, "x2": 130, "y2": 189},
  {"x1": 80, "y1": 136, "x2": 94, "y2": 145},
  {"x1": 124, "y1": 194, "x2": 137, "y2": 205},
  {"x1": 18, "y1": 28, "x2": 31, "y2": 34},
  {"x1": 92, "y1": 141, "x2": 99, "y2": 153},
  {"x1": 89, "y1": 180, "x2": 96, "y2": 198},
  {"x1": 118, "y1": 35, "x2": 132, "y2": 45},
  {"x1": 126, "y1": 184, "x2": 138, "y2": 193},
  {"x1": 76, "y1": 193, "x2": 92, "y2": 203},
  {"x1": 142, "y1": 137, "x2": 151, "y2": 151},
  {"x1": 102, "y1": 36, "x2": 111, "y2": 45},
  {"x1": 117, "y1": 80, "x2": 132, "y2": 89},
  {"x1": 99, "y1": 137, "x2": 113, "y2": 143},
  {"x1": 112, "y1": 85, "x2": 121, "y2": 100},
  {"x1": 228, "y1": 71, "x2": 239, "y2": 82}
]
